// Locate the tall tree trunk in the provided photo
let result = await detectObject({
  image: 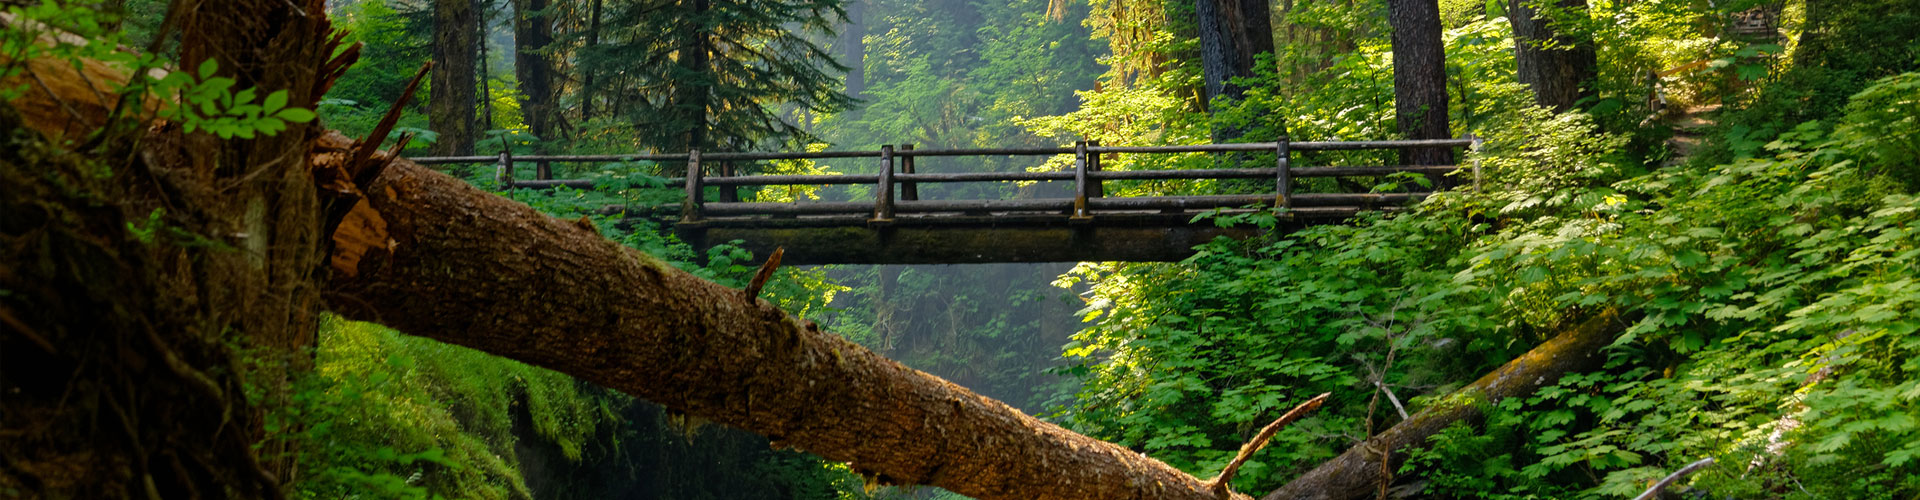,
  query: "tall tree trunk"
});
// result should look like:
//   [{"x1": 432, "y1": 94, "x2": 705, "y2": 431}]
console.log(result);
[
  {"x1": 1387, "y1": 0, "x2": 1454, "y2": 166},
  {"x1": 515, "y1": 0, "x2": 557, "y2": 143},
  {"x1": 0, "y1": 1, "x2": 342, "y2": 497},
  {"x1": 674, "y1": 0, "x2": 711, "y2": 152},
  {"x1": 840, "y1": 0, "x2": 866, "y2": 98},
  {"x1": 1194, "y1": 0, "x2": 1274, "y2": 140},
  {"x1": 1194, "y1": 0, "x2": 1275, "y2": 103},
  {"x1": 1508, "y1": 0, "x2": 1596, "y2": 113},
  {"x1": 478, "y1": 6, "x2": 495, "y2": 133},
  {"x1": 430, "y1": 0, "x2": 480, "y2": 155},
  {"x1": 579, "y1": 0, "x2": 603, "y2": 122}
]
